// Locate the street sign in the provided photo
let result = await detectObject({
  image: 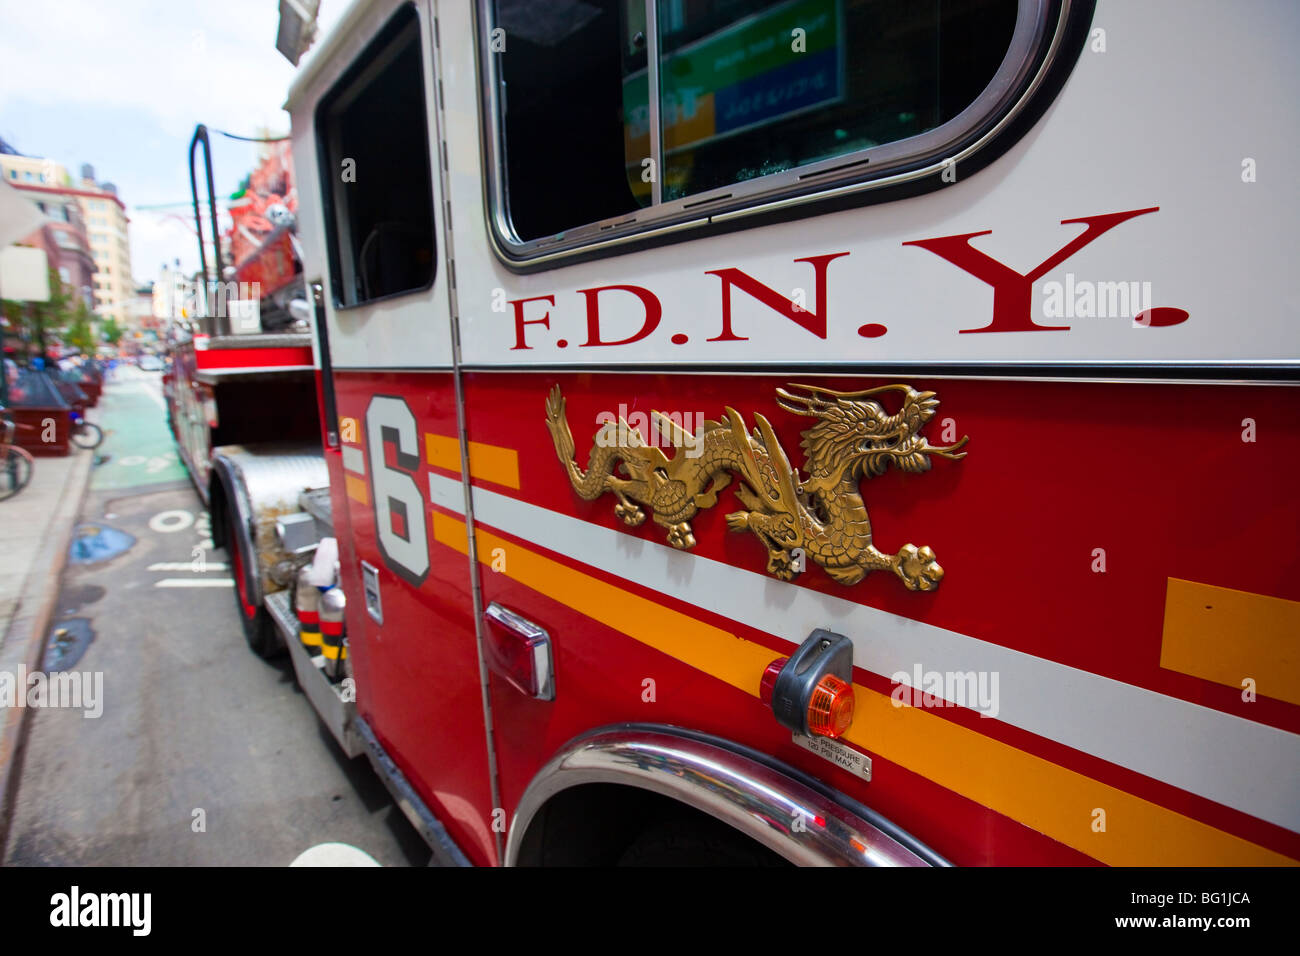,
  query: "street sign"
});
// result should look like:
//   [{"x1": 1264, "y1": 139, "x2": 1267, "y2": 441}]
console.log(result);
[{"x1": 0, "y1": 246, "x2": 51, "y2": 303}]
